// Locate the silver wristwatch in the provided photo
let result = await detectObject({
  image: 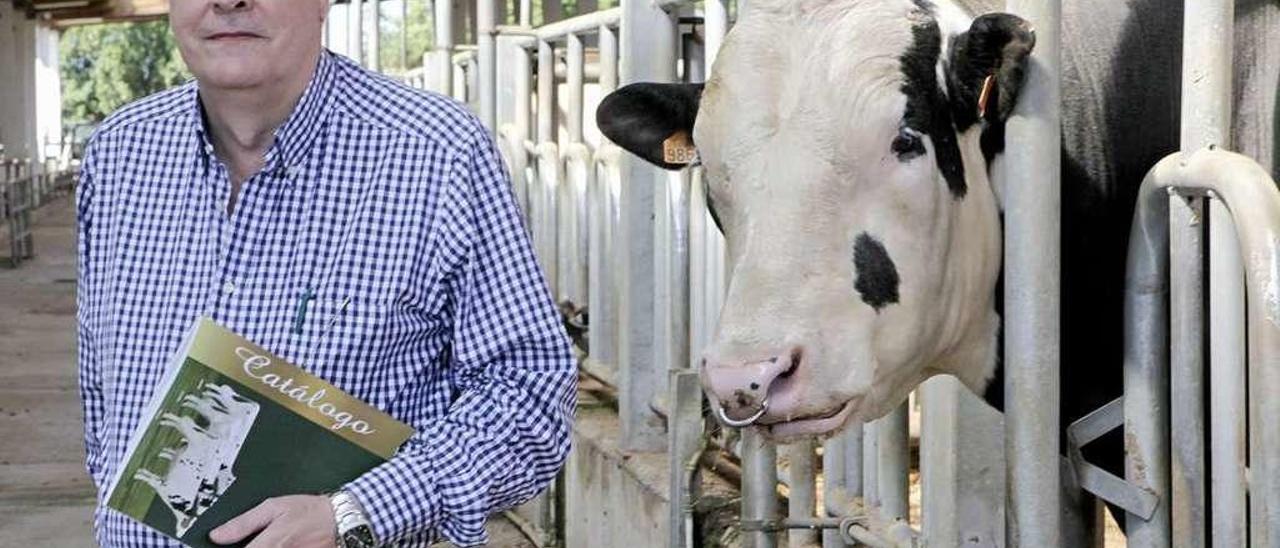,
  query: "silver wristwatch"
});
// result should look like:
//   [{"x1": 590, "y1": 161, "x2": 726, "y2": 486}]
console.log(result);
[{"x1": 329, "y1": 490, "x2": 378, "y2": 548}]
